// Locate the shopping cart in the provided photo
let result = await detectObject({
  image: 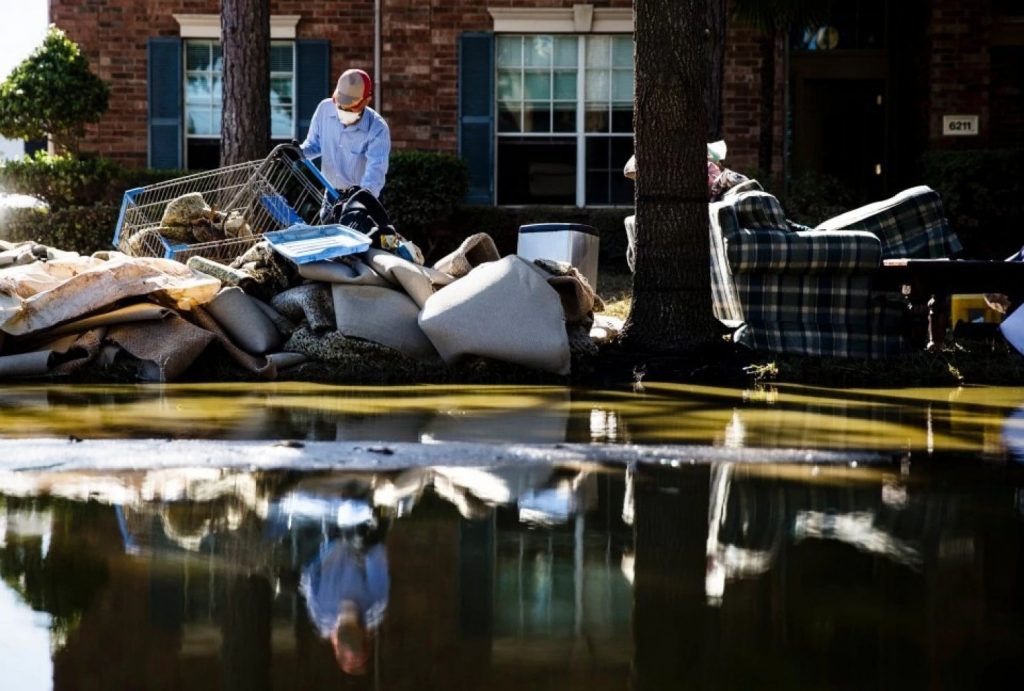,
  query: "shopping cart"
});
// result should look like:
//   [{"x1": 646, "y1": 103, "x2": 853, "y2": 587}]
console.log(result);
[{"x1": 113, "y1": 144, "x2": 340, "y2": 263}]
